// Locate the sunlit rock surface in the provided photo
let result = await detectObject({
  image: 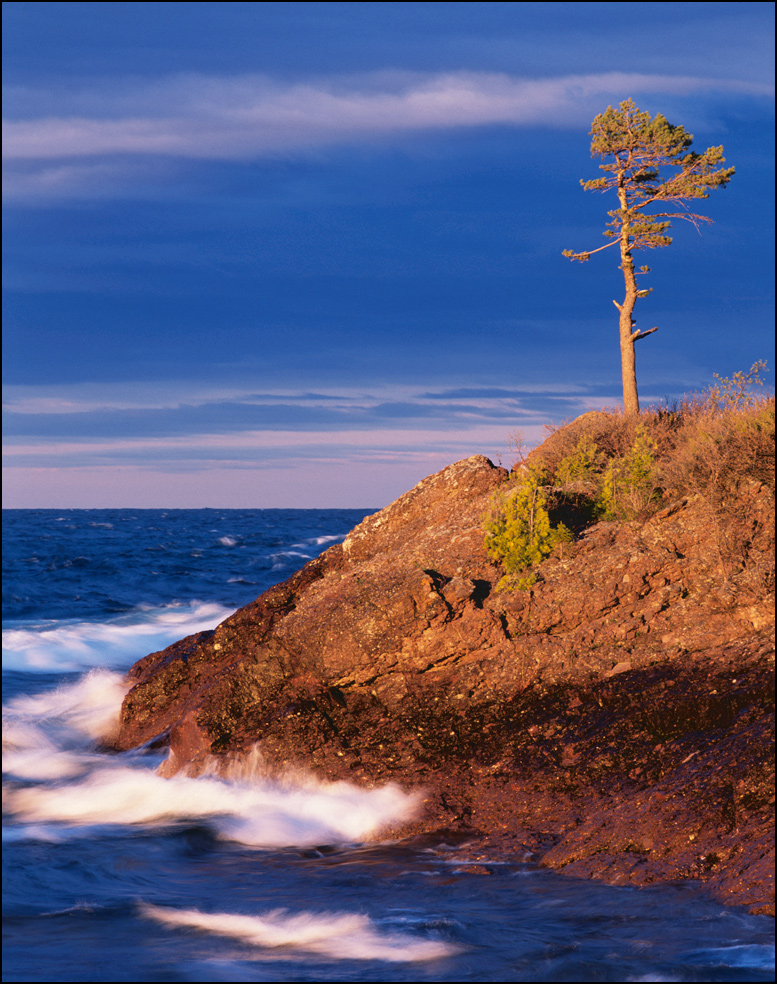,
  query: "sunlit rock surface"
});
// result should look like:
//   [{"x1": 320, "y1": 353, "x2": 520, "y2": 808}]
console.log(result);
[{"x1": 115, "y1": 448, "x2": 775, "y2": 915}]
